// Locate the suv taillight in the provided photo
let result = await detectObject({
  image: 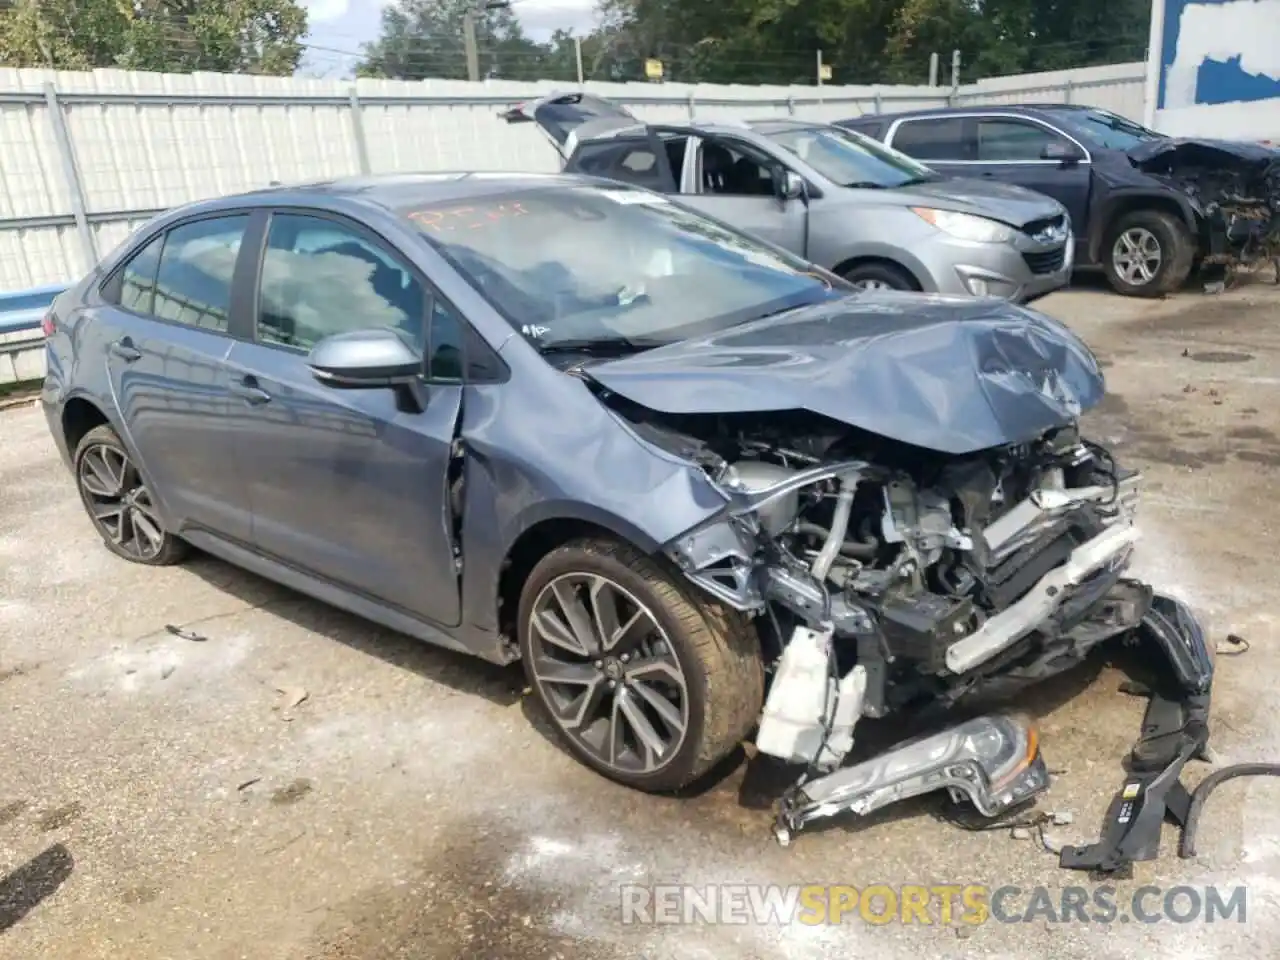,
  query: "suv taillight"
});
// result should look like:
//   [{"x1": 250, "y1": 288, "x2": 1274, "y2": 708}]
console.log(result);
[{"x1": 40, "y1": 310, "x2": 55, "y2": 337}]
